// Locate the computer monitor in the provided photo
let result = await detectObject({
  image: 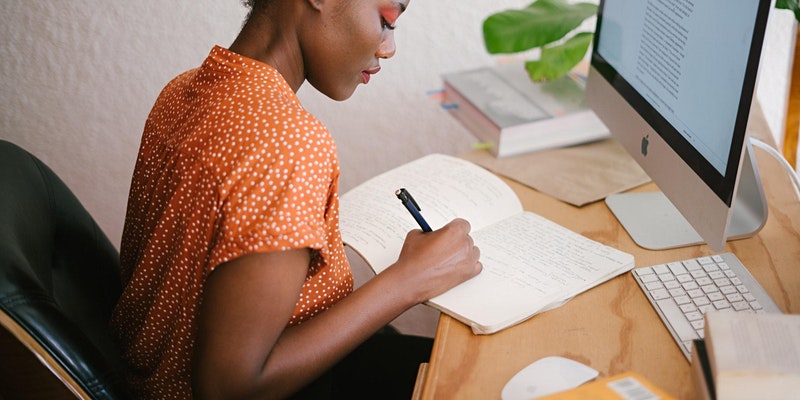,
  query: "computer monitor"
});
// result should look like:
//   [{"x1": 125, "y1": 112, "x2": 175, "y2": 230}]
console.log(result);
[{"x1": 585, "y1": 0, "x2": 772, "y2": 251}]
